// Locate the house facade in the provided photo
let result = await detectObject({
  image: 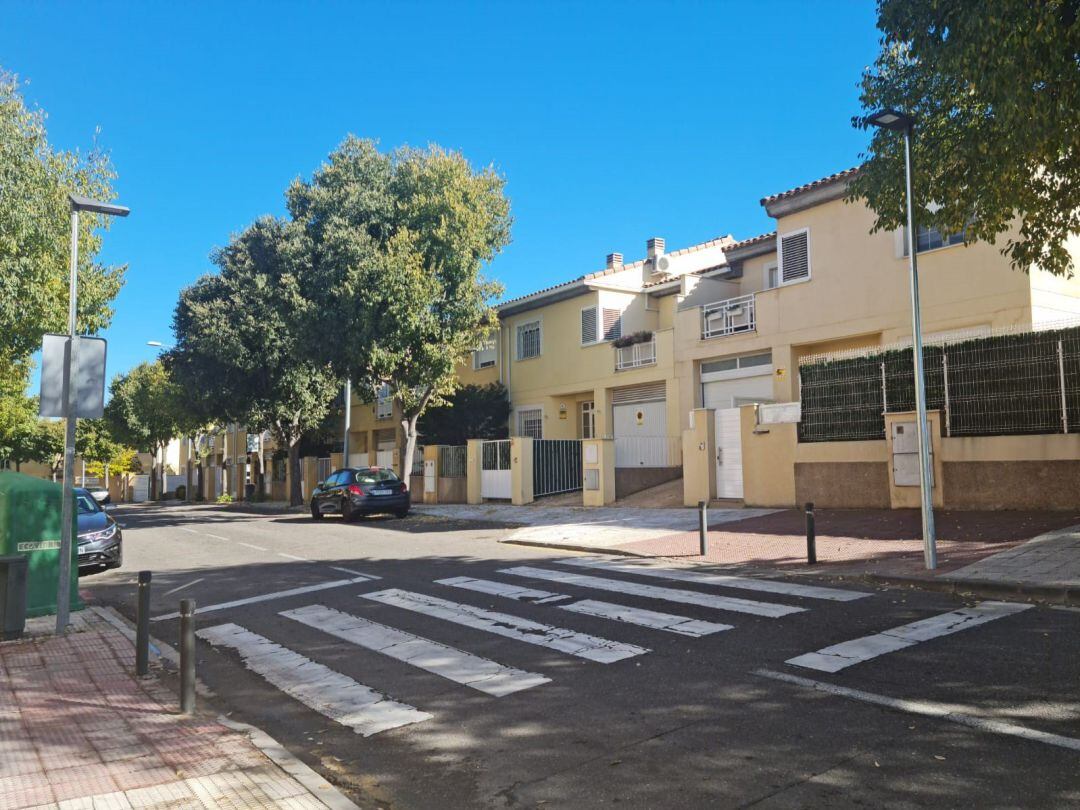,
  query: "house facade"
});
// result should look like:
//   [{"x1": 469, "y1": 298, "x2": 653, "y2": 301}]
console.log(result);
[{"x1": 295, "y1": 165, "x2": 1080, "y2": 509}]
